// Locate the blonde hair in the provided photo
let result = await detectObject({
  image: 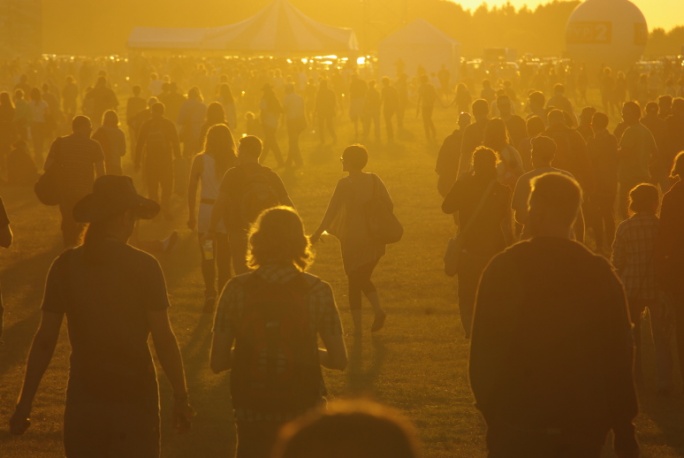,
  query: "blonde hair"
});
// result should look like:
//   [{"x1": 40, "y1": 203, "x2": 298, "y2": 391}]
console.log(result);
[{"x1": 247, "y1": 206, "x2": 313, "y2": 271}]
